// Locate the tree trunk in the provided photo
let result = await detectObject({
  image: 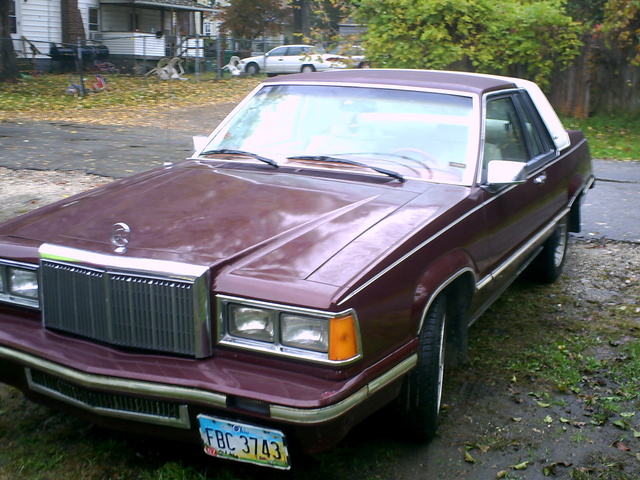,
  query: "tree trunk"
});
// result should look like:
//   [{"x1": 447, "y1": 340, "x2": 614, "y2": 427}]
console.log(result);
[
  {"x1": 0, "y1": 0, "x2": 19, "y2": 82},
  {"x1": 293, "y1": 0, "x2": 311, "y2": 40}
]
